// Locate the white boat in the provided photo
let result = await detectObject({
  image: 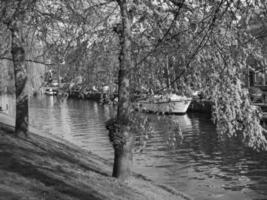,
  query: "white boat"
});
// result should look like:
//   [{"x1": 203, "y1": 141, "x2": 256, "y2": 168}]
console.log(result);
[
  {"x1": 135, "y1": 94, "x2": 192, "y2": 114},
  {"x1": 44, "y1": 88, "x2": 58, "y2": 96}
]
